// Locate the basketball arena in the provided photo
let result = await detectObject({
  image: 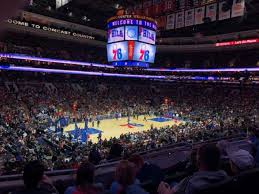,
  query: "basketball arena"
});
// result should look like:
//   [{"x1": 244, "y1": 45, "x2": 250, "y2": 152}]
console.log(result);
[{"x1": 0, "y1": 1, "x2": 258, "y2": 194}]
